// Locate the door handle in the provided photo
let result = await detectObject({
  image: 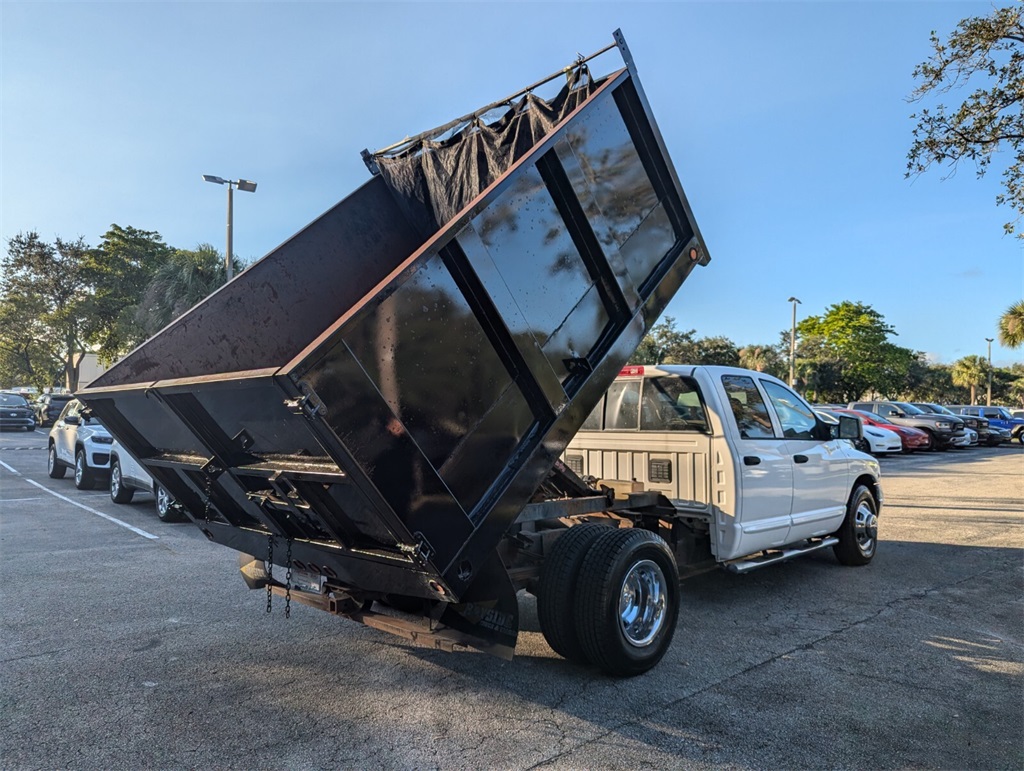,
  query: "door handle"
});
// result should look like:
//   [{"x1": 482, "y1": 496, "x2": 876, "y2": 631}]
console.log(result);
[
  {"x1": 794, "y1": 454, "x2": 809, "y2": 464},
  {"x1": 743, "y1": 456, "x2": 761, "y2": 466}
]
